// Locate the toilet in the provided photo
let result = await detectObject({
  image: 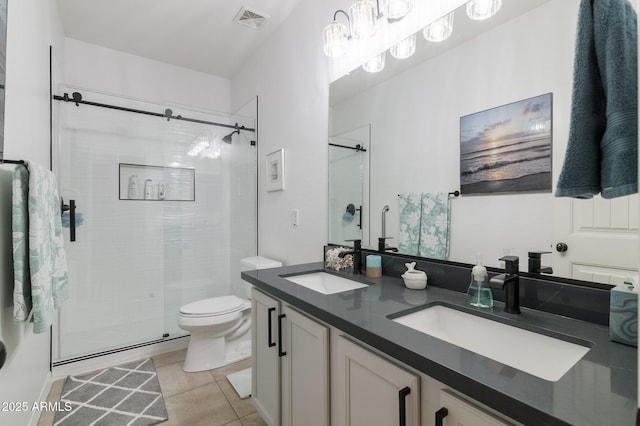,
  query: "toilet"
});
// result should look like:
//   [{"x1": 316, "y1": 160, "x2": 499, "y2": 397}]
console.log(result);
[{"x1": 178, "y1": 256, "x2": 282, "y2": 372}]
